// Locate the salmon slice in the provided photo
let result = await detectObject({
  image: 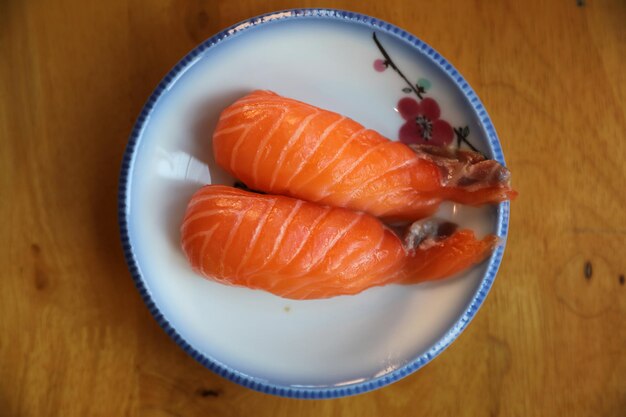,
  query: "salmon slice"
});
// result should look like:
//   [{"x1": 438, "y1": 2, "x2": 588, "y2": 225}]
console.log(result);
[
  {"x1": 180, "y1": 185, "x2": 497, "y2": 300},
  {"x1": 212, "y1": 90, "x2": 516, "y2": 221}
]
